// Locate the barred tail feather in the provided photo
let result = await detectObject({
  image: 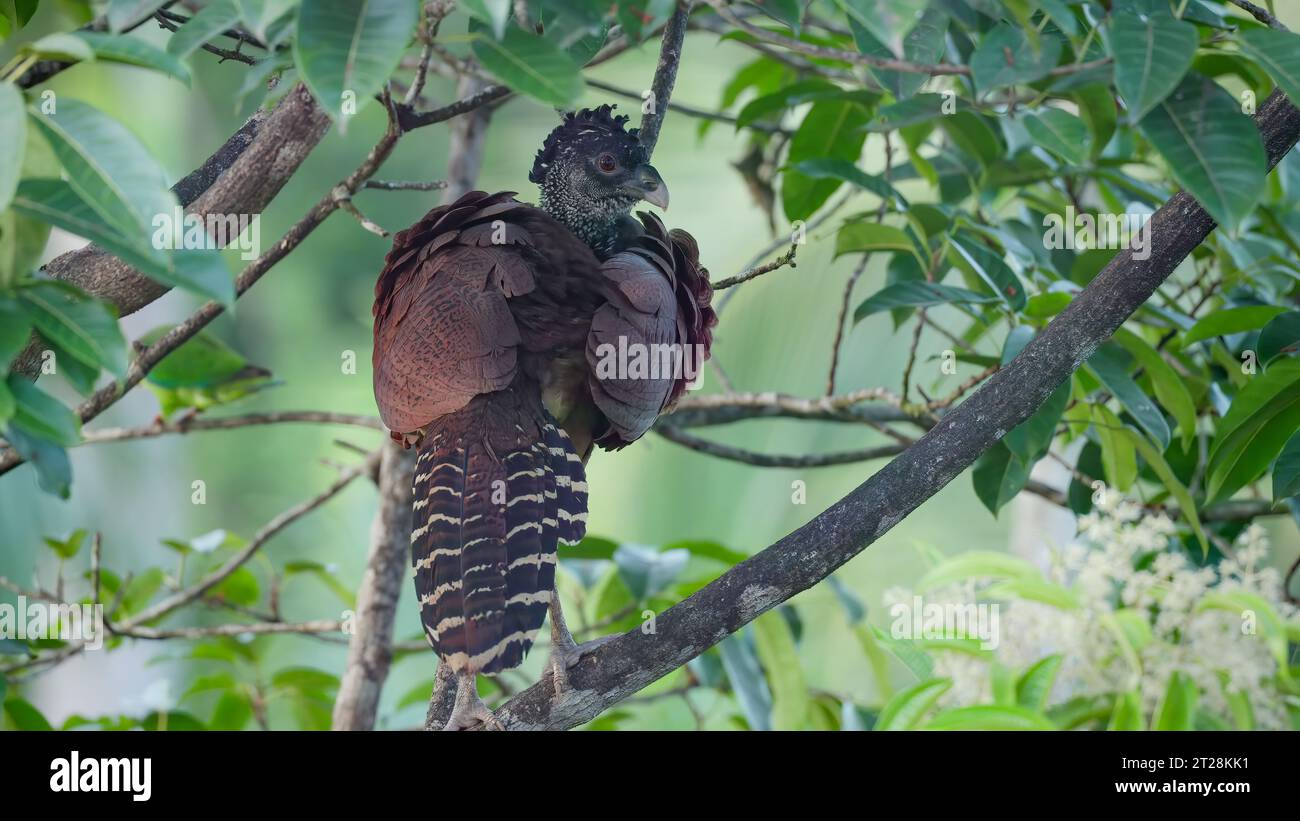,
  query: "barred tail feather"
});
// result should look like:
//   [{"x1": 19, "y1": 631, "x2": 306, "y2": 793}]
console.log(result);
[{"x1": 411, "y1": 390, "x2": 588, "y2": 676}]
